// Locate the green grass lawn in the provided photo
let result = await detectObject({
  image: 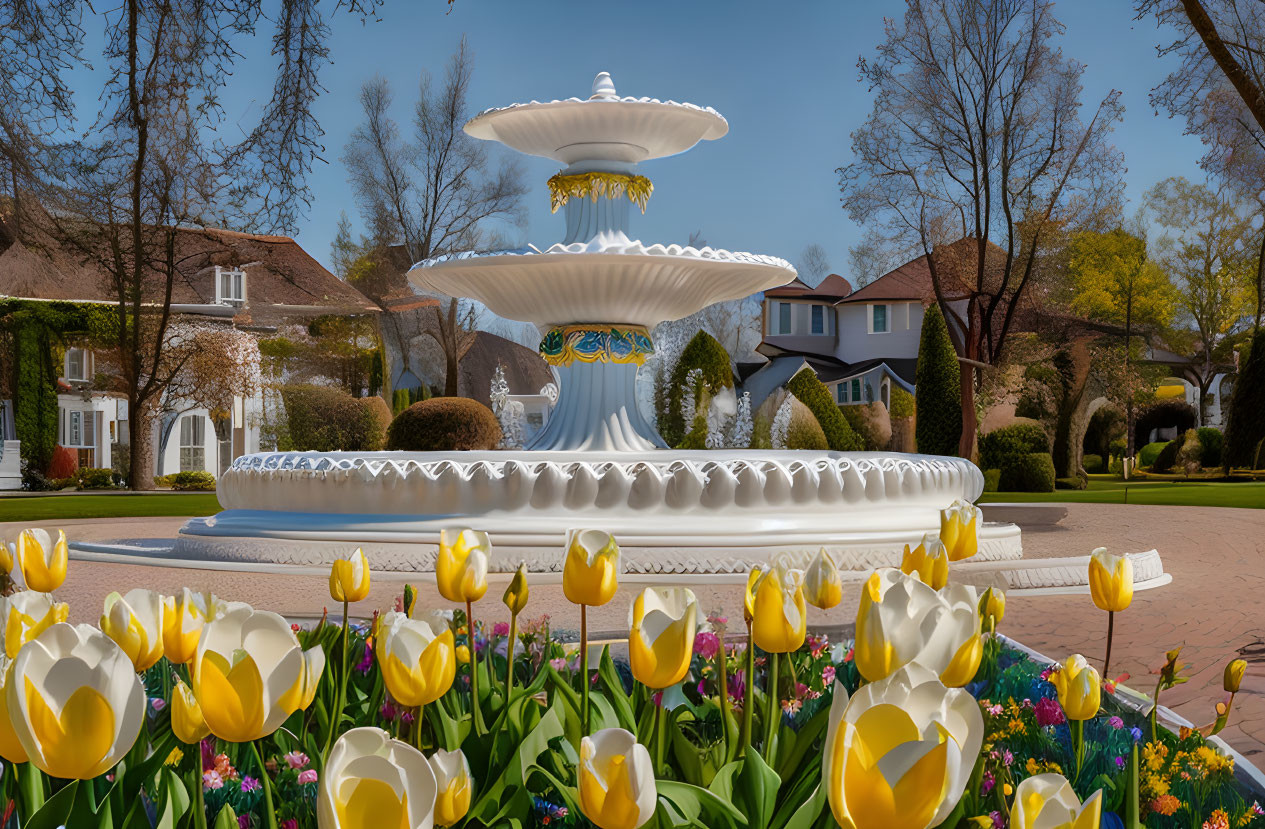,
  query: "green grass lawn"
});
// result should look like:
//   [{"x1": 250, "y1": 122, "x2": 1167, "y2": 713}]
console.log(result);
[
  {"x1": 0, "y1": 493, "x2": 222, "y2": 522},
  {"x1": 980, "y1": 477, "x2": 1265, "y2": 509}
]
